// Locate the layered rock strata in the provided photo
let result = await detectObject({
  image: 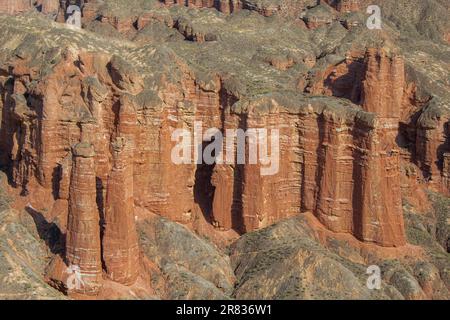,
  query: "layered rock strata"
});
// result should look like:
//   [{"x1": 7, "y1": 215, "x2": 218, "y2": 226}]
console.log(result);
[
  {"x1": 102, "y1": 105, "x2": 140, "y2": 285},
  {"x1": 0, "y1": 0, "x2": 32, "y2": 15},
  {"x1": 416, "y1": 110, "x2": 450, "y2": 192},
  {"x1": 66, "y1": 142, "x2": 102, "y2": 295},
  {"x1": 0, "y1": 42, "x2": 408, "y2": 248},
  {"x1": 323, "y1": 0, "x2": 360, "y2": 13},
  {"x1": 162, "y1": 0, "x2": 242, "y2": 15},
  {"x1": 39, "y1": 0, "x2": 60, "y2": 17},
  {"x1": 161, "y1": 0, "x2": 312, "y2": 17},
  {"x1": 210, "y1": 94, "x2": 406, "y2": 246}
]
